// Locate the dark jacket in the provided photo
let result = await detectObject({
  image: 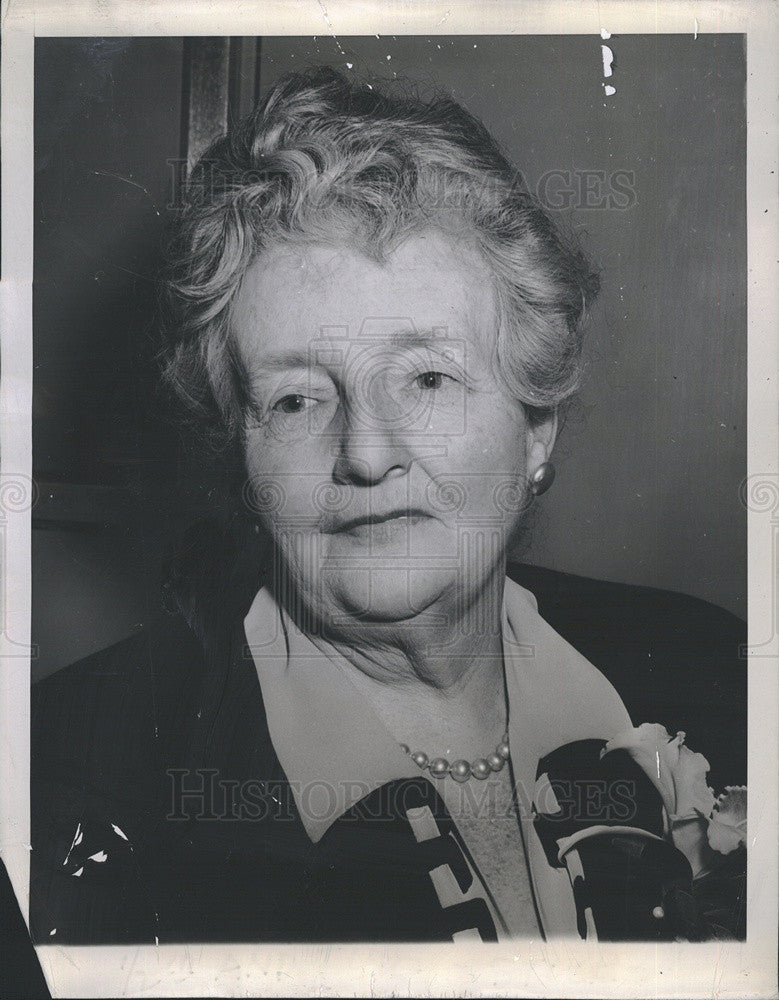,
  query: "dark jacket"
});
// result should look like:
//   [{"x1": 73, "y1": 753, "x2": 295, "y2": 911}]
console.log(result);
[{"x1": 30, "y1": 554, "x2": 746, "y2": 944}]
